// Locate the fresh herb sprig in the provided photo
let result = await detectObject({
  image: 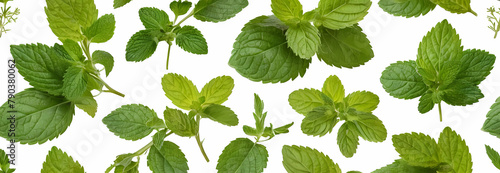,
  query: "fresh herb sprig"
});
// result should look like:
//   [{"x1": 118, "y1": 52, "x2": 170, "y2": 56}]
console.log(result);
[
  {"x1": 379, "y1": 0, "x2": 476, "y2": 18},
  {"x1": 0, "y1": 0, "x2": 19, "y2": 38},
  {"x1": 488, "y1": 6, "x2": 500, "y2": 38}
]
